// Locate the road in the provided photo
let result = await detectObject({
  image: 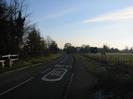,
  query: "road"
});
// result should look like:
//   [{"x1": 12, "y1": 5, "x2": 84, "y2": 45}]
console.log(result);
[{"x1": 0, "y1": 54, "x2": 97, "y2": 99}]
